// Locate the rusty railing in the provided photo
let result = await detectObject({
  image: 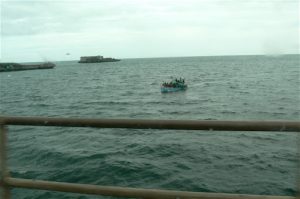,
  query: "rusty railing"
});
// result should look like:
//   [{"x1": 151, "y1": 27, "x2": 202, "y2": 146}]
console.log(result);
[{"x1": 0, "y1": 116, "x2": 299, "y2": 199}]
